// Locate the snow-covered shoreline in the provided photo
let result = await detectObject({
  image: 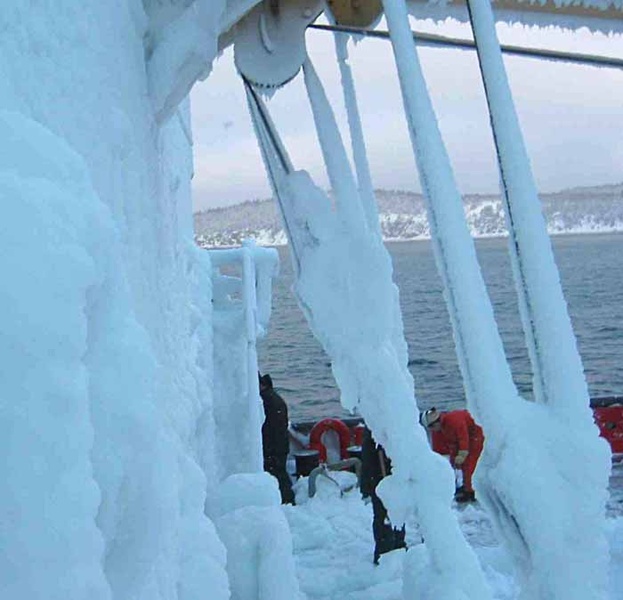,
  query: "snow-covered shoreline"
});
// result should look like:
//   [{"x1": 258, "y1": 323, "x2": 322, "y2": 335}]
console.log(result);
[
  {"x1": 195, "y1": 185, "x2": 623, "y2": 248},
  {"x1": 197, "y1": 224, "x2": 623, "y2": 249}
]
